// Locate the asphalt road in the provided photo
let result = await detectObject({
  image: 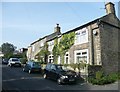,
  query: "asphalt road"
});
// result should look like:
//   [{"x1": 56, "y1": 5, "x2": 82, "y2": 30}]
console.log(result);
[
  {"x1": 2, "y1": 64, "x2": 88, "y2": 91},
  {"x1": 2, "y1": 64, "x2": 119, "y2": 92}
]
